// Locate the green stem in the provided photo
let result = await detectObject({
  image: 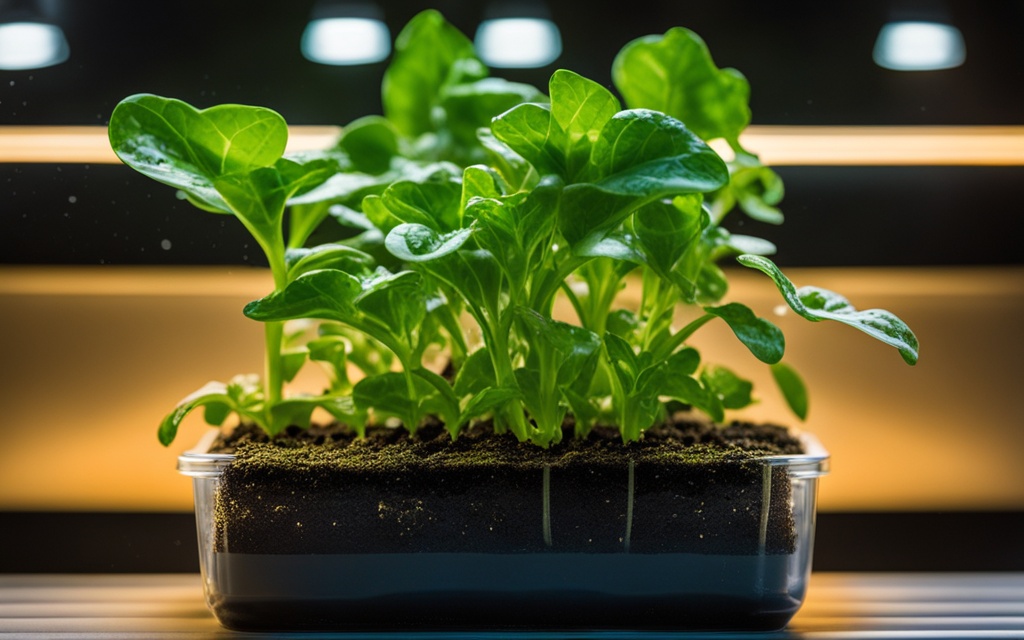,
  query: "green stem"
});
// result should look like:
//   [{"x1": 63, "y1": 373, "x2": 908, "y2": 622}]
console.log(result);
[
  {"x1": 264, "y1": 322, "x2": 285, "y2": 408},
  {"x1": 263, "y1": 244, "x2": 289, "y2": 412},
  {"x1": 651, "y1": 313, "x2": 714, "y2": 361}
]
